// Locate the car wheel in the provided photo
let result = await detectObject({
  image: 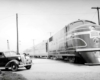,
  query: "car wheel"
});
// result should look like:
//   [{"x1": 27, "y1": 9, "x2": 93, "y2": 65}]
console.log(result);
[
  {"x1": 11, "y1": 63, "x2": 18, "y2": 71},
  {"x1": 25, "y1": 65, "x2": 31, "y2": 70}
]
